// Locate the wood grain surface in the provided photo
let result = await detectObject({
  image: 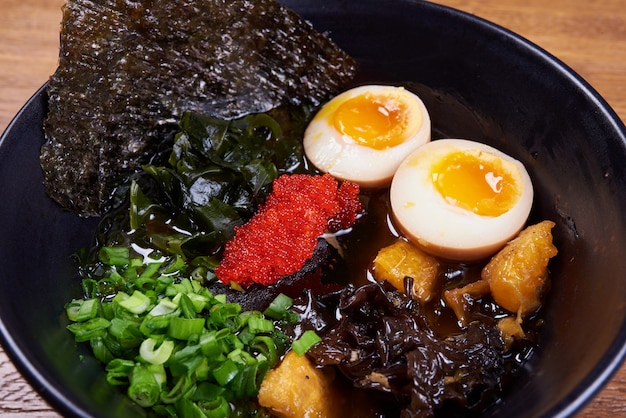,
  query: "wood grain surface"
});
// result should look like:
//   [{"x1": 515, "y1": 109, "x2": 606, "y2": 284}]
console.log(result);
[{"x1": 1, "y1": 0, "x2": 625, "y2": 416}]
